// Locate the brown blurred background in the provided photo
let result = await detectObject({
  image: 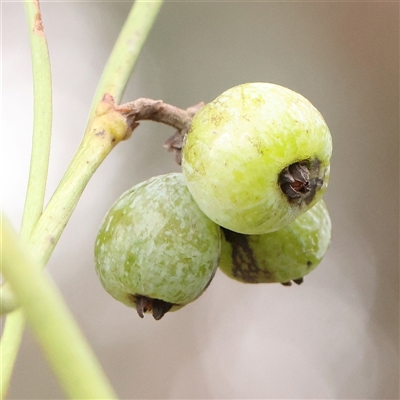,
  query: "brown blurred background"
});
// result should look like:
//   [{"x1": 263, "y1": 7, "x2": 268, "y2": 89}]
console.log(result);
[{"x1": 2, "y1": 1, "x2": 399, "y2": 399}]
